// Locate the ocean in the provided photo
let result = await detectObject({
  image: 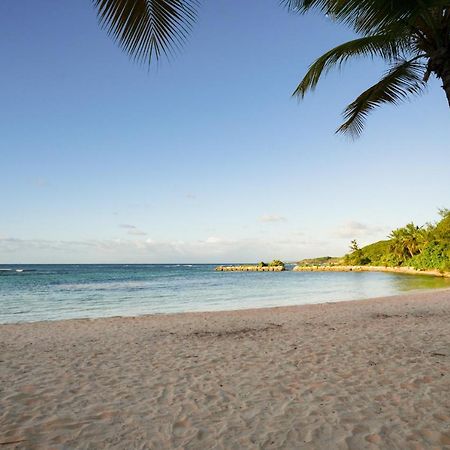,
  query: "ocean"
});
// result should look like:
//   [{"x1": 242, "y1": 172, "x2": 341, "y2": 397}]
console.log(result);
[{"x1": 1, "y1": 264, "x2": 449, "y2": 324}]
